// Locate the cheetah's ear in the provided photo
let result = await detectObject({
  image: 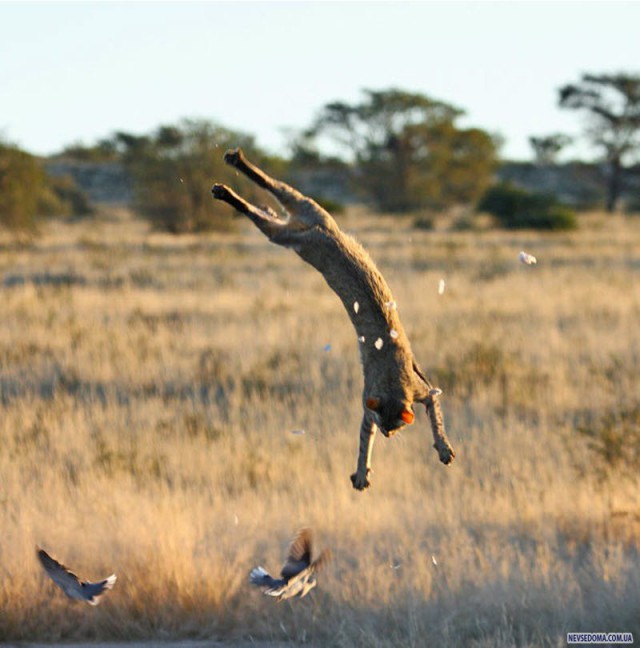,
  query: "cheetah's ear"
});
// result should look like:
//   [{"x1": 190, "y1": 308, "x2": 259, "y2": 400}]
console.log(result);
[{"x1": 366, "y1": 397, "x2": 382, "y2": 412}]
